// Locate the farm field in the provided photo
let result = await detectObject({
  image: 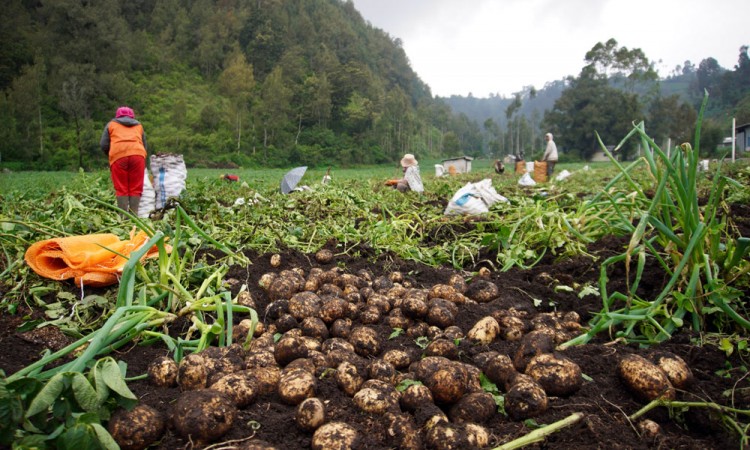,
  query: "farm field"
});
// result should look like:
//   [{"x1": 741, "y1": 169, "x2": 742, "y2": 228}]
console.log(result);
[{"x1": 2, "y1": 141, "x2": 750, "y2": 449}]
